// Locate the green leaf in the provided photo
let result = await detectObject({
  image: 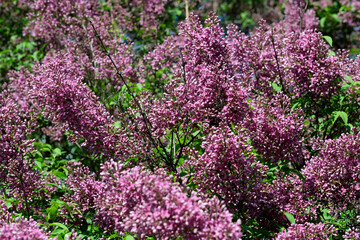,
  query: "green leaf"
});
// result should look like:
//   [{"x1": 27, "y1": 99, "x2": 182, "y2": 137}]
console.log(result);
[
  {"x1": 52, "y1": 170, "x2": 66, "y2": 179},
  {"x1": 49, "y1": 222, "x2": 69, "y2": 231},
  {"x1": 291, "y1": 102, "x2": 301, "y2": 111},
  {"x1": 192, "y1": 130, "x2": 201, "y2": 137},
  {"x1": 331, "y1": 13, "x2": 339, "y2": 23},
  {"x1": 346, "y1": 123, "x2": 354, "y2": 130},
  {"x1": 51, "y1": 228, "x2": 67, "y2": 236},
  {"x1": 59, "y1": 166, "x2": 69, "y2": 176},
  {"x1": 271, "y1": 82, "x2": 282, "y2": 92},
  {"x1": 112, "y1": 120, "x2": 121, "y2": 128},
  {"x1": 341, "y1": 83, "x2": 351, "y2": 92},
  {"x1": 47, "y1": 201, "x2": 59, "y2": 220},
  {"x1": 328, "y1": 51, "x2": 336, "y2": 57},
  {"x1": 321, "y1": 208, "x2": 332, "y2": 220},
  {"x1": 52, "y1": 148, "x2": 62, "y2": 158},
  {"x1": 283, "y1": 212, "x2": 296, "y2": 224},
  {"x1": 40, "y1": 147, "x2": 51, "y2": 152},
  {"x1": 34, "y1": 160, "x2": 43, "y2": 170},
  {"x1": 344, "y1": 75, "x2": 355, "y2": 84},
  {"x1": 109, "y1": 233, "x2": 119, "y2": 239},
  {"x1": 136, "y1": 83, "x2": 143, "y2": 91},
  {"x1": 320, "y1": 17, "x2": 326, "y2": 28},
  {"x1": 323, "y1": 36, "x2": 333, "y2": 47},
  {"x1": 177, "y1": 158, "x2": 184, "y2": 167},
  {"x1": 332, "y1": 111, "x2": 348, "y2": 125},
  {"x1": 125, "y1": 236, "x2": 135, "y2": 240}
]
